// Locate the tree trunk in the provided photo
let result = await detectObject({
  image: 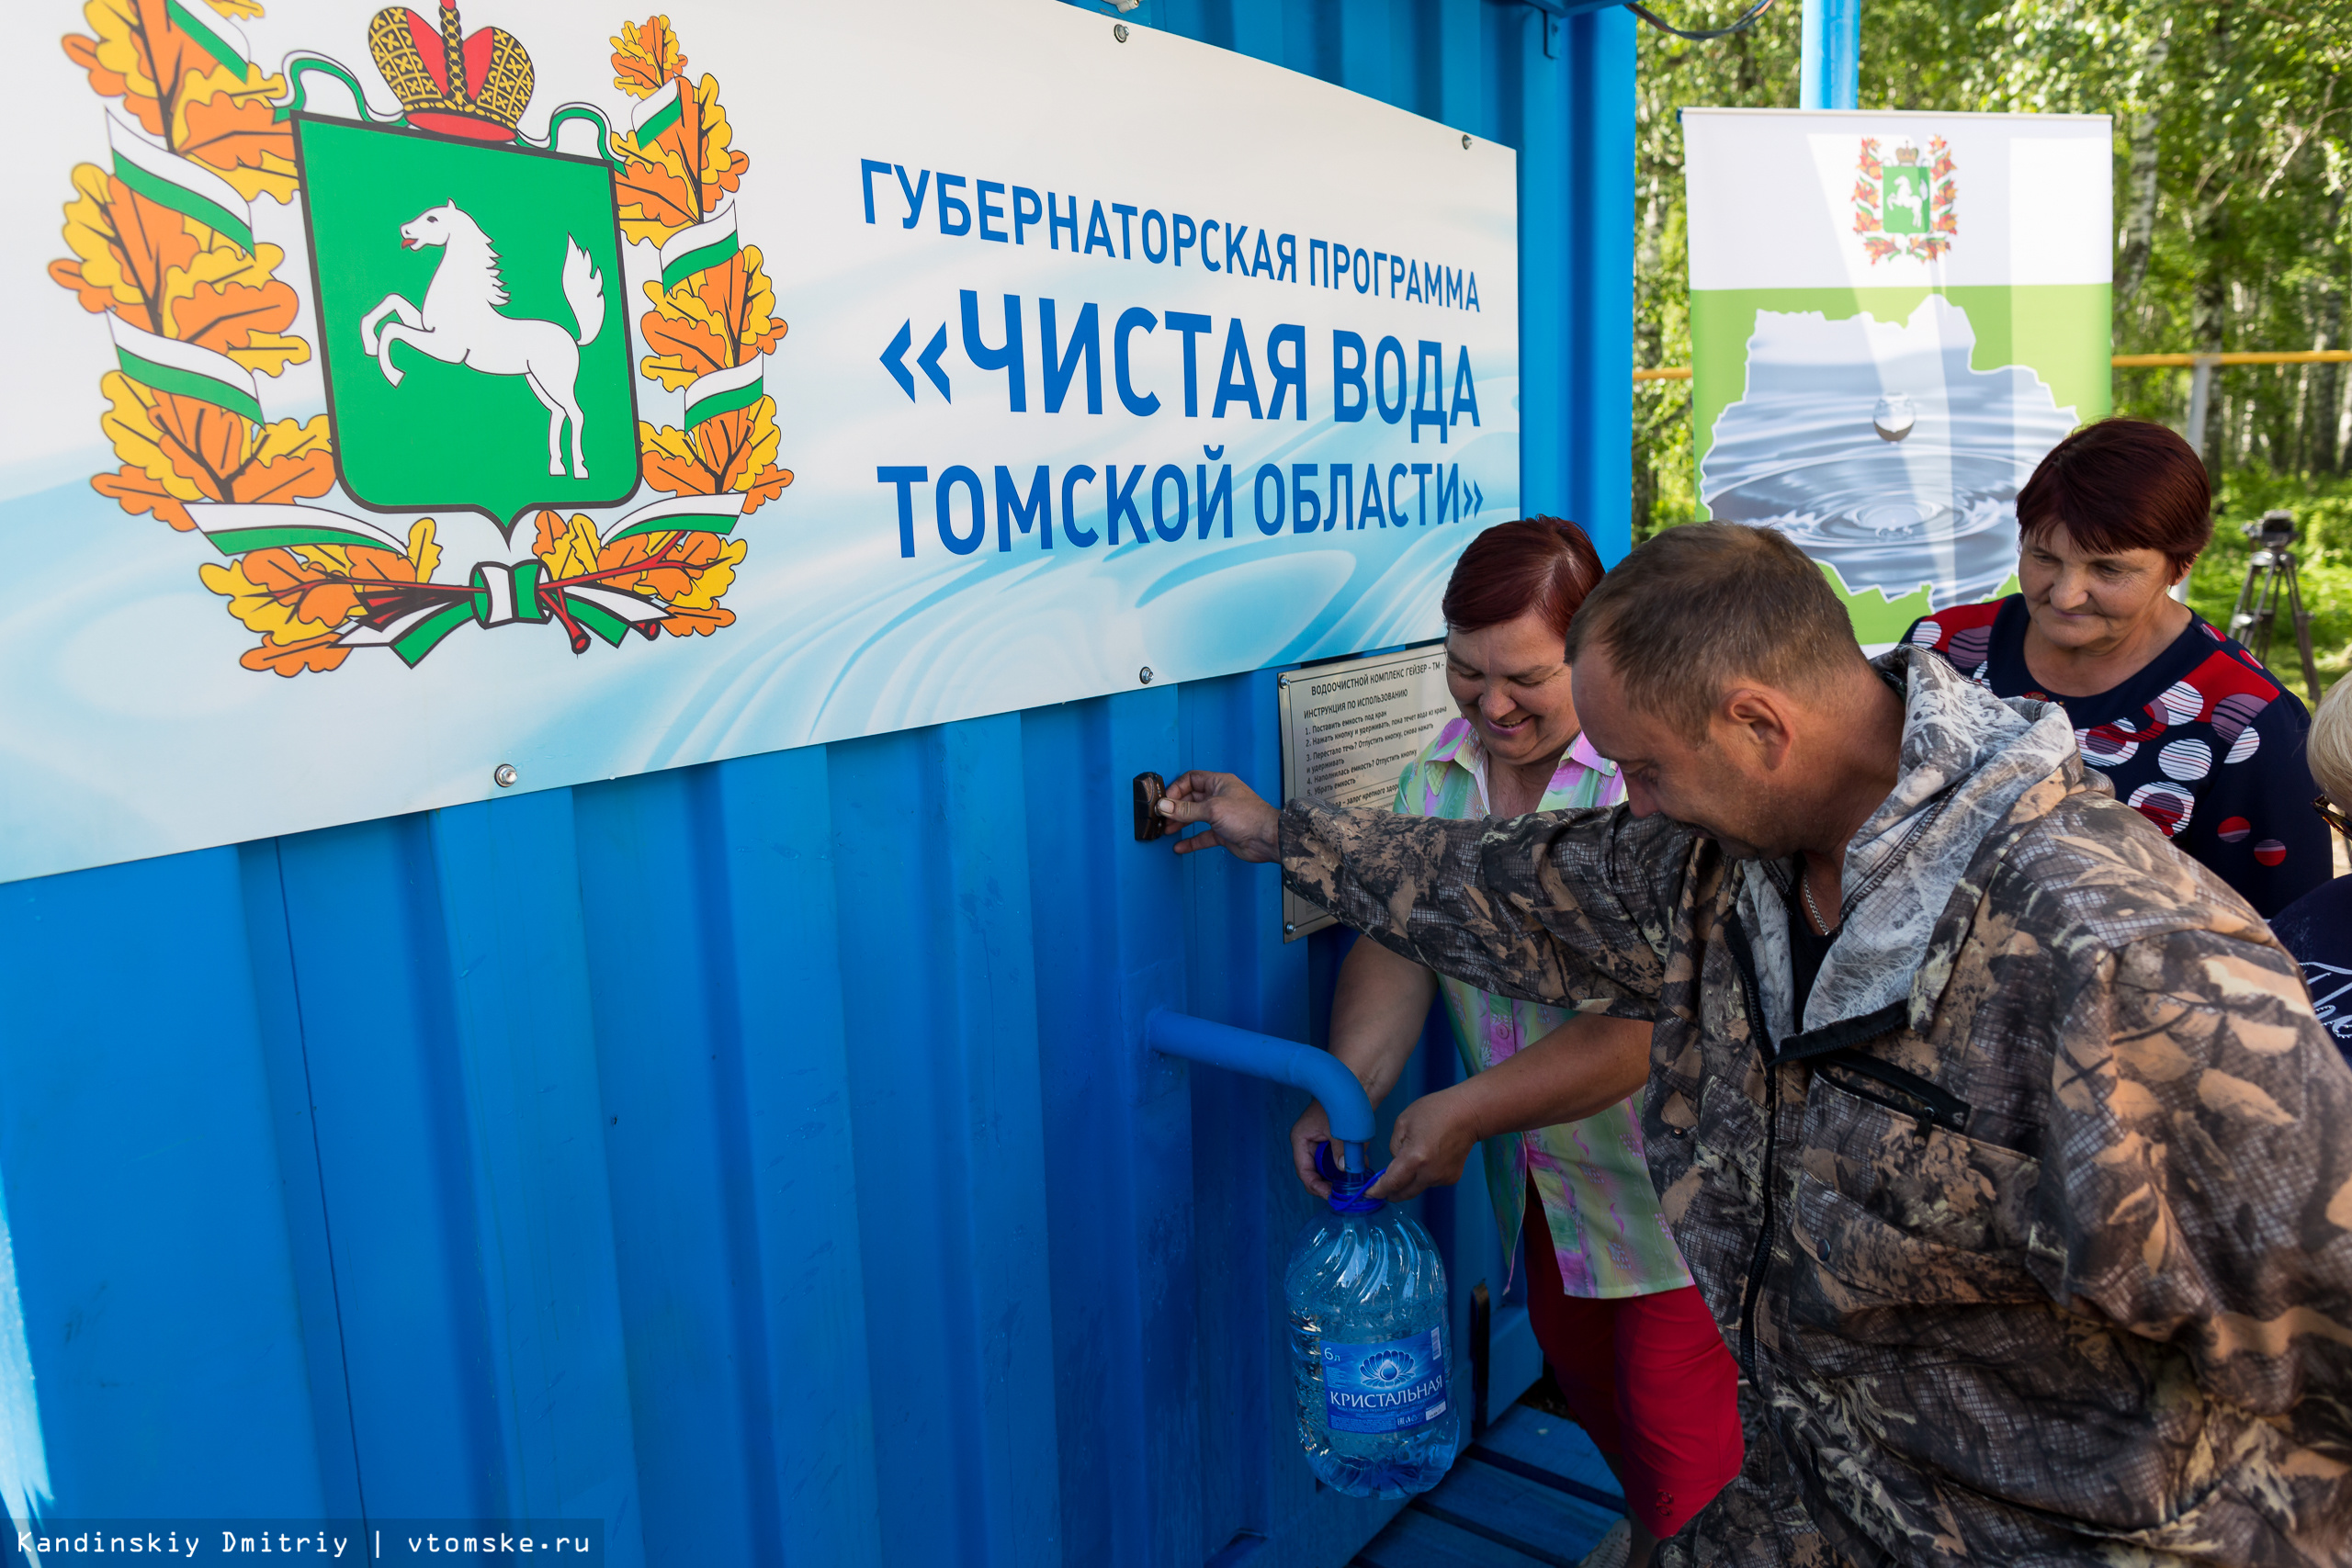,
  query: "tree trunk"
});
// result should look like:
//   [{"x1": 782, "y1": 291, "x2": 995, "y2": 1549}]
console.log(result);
[
  {"x1": 2116, "y1": 31, "x2": 2169, "y2": 309},
  {"x1": 1631, "y1": 420, "x2": 1658, "y2": 537},
  {"x1": 2191, "y1": 209, "x2": 2230, "y2": 474},
  {"x1": 2190, "y1": 3, "x2": 2234, "y2": 480},
  {"x1": 2294, "y1": 359, "x2": 2312, "y2": 477},
  {"x1": 1733, "y1": 22, "x2": 1759, "y2": 99},
  {"x1": 2317, "y1": 196, "x2": 2346, "y2": 473},
  {"x1": 1633, "y1": 169, "x2": 1666, "y2": 536},
  {"x1": 2336, "y1": 268, "x2": 2352, "y2": 476}
]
